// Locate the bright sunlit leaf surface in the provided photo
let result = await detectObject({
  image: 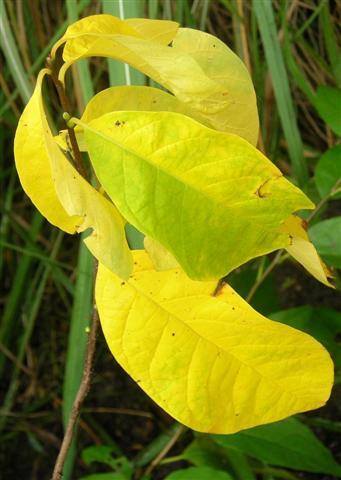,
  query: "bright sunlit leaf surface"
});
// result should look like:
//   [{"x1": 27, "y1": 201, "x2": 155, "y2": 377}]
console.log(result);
[
  {"x1": 83, "y1": 110, "x2": 313, "y2": 280},
  {"x1": 96, "y1": 250, "x2": 333, "y2": 434},
  {"x1": 59, "y1": 22, "x2": 258, "y2": 143},
  {"x1": 14, "y1": 70, "x2": 132, "y2": 278}
]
